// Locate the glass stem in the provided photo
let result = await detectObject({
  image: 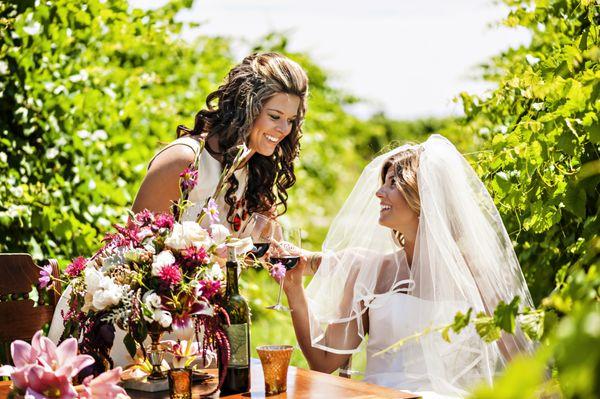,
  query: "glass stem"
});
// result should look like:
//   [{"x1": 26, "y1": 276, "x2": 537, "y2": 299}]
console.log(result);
[{"x1": 276, "y1": 279, "x2": 284, "y2": 306}]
